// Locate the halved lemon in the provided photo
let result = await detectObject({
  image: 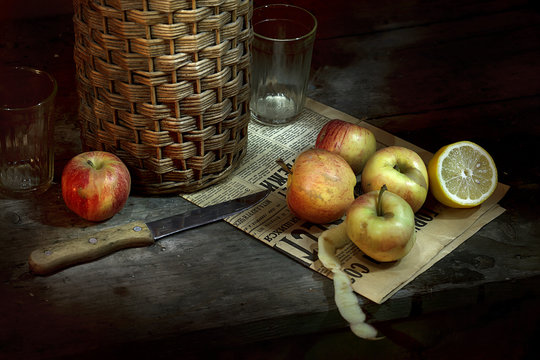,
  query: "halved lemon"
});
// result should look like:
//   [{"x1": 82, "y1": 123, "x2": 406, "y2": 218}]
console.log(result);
[{"x1": 428, "y1": 141, "x2": 498, "y2": 208}]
